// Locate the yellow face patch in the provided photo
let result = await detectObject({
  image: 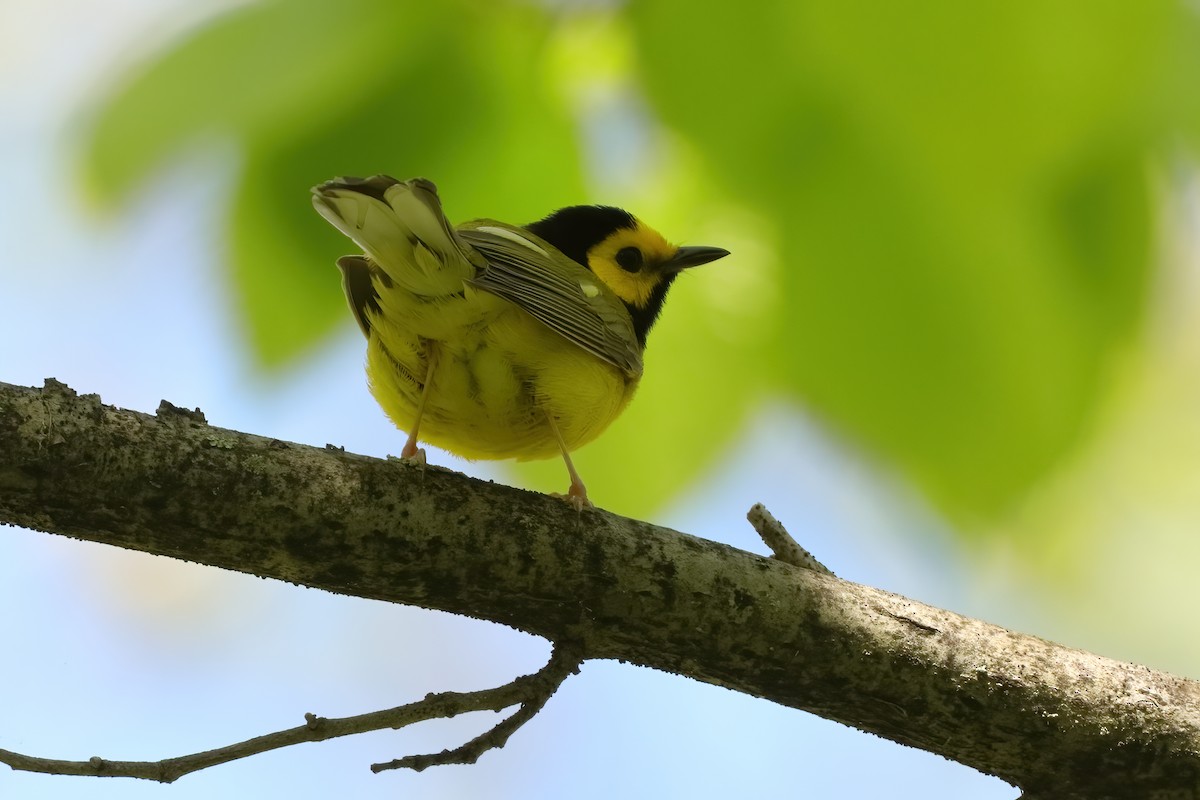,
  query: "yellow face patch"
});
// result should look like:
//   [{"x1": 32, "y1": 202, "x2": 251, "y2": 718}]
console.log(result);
[{"x1": 585, "y1": 221, "x2": 678, "y2": 308}]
